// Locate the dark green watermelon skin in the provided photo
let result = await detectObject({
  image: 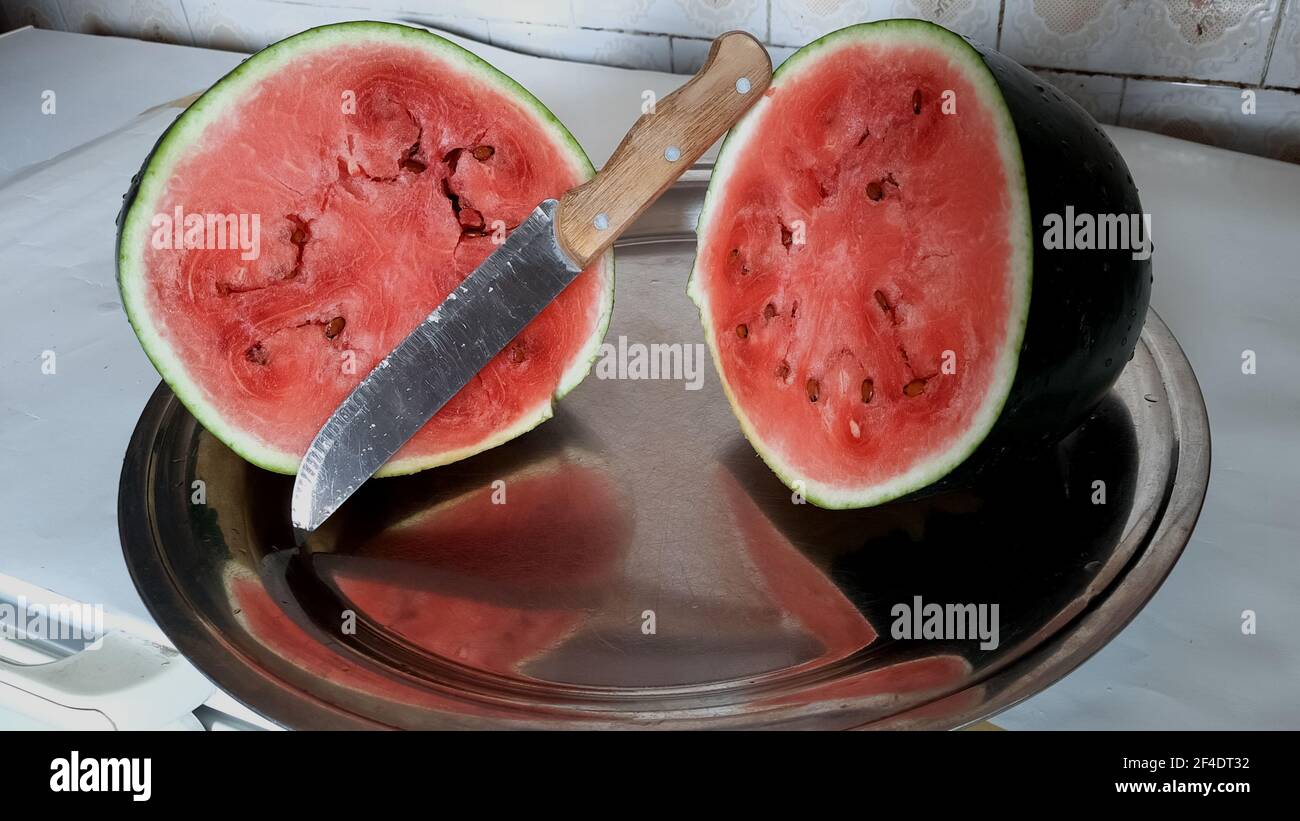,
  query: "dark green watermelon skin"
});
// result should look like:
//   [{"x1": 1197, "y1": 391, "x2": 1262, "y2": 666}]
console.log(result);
[{"x1": 971, "y1": 42, "x2": 1151, "y2": 462}]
